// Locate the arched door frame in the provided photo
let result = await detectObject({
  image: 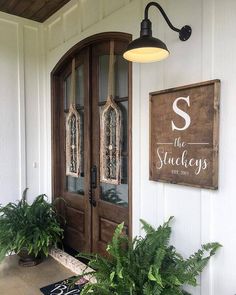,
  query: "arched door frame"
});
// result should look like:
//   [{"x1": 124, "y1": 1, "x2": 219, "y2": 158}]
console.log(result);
[{"x1": 51, "y1": 32, "x2": 132, "y2": 253}]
